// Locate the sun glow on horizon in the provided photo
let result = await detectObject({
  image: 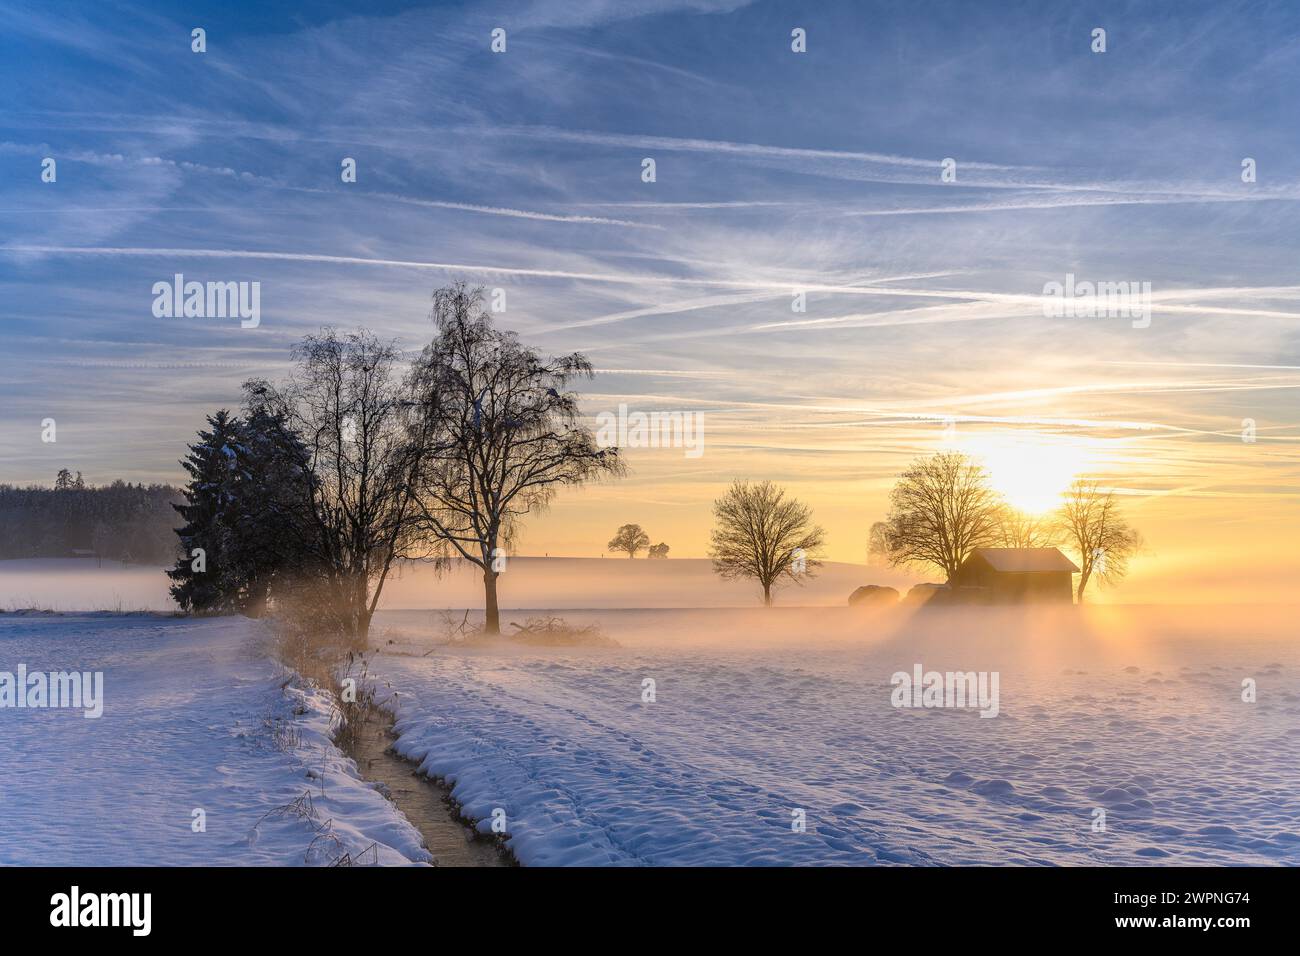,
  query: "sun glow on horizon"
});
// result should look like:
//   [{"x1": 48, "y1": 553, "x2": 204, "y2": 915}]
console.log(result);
[{"x1": 958, "y1": 434, "x2": 1096, "y2": 515}]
